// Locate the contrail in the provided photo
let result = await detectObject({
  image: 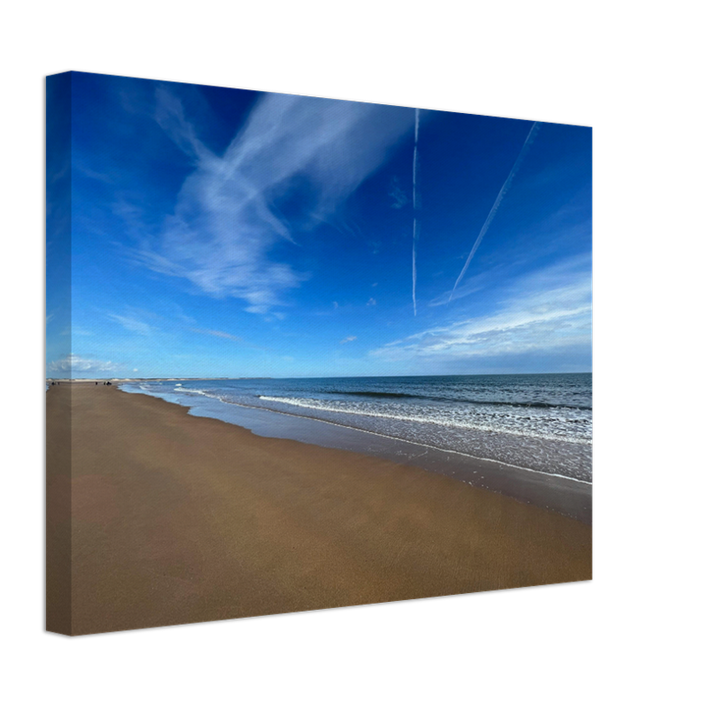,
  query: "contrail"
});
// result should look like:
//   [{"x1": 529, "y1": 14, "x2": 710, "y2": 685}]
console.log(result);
[
  {"x1": 449, "y1": 121, "x2": 541, "y2": 301},
  {"x1": 412, "y1": 108, "x2": 420, "y2": 316}
]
